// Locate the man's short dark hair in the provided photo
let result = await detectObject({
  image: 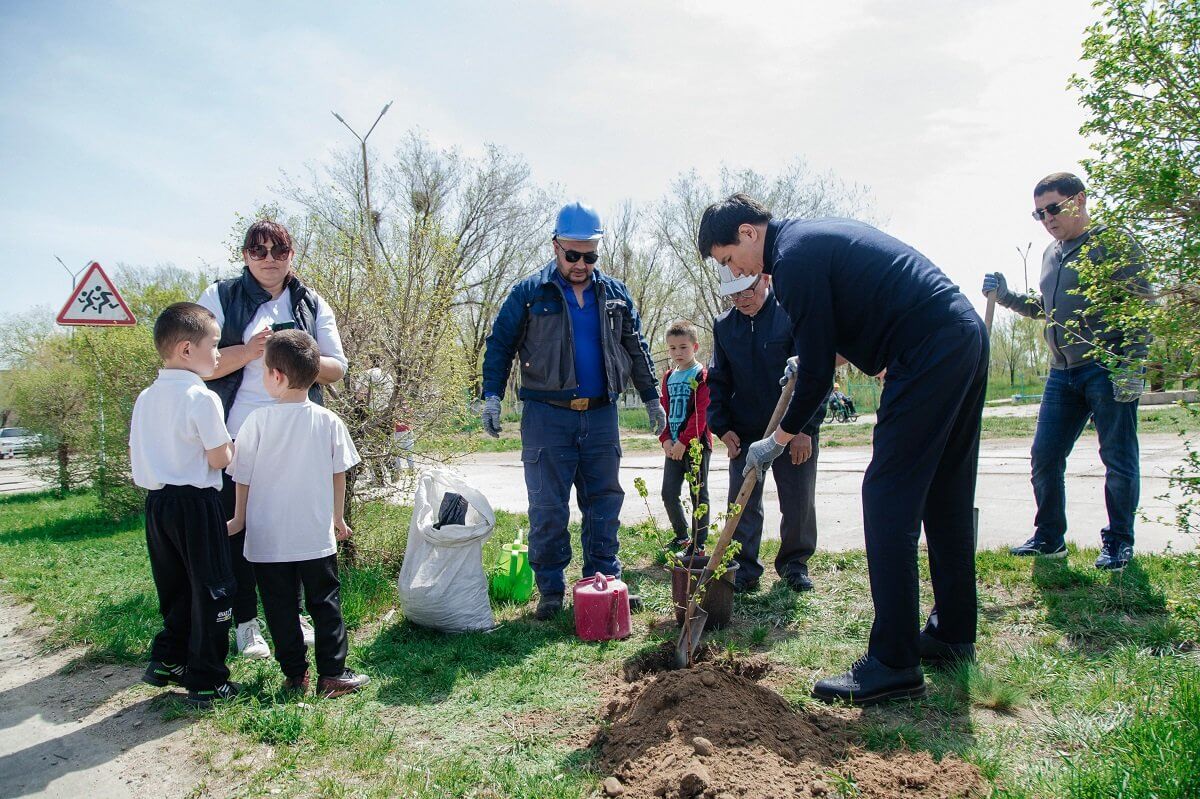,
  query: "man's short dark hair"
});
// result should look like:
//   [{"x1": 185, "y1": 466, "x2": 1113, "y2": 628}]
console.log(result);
[
  {"x1": 696, "y1": 193, "x2": 773, "y2": 259},
  {"x1": 153, "y1": 302, "x2": 218, "y2": 359},
  {"x1": 665, "y1": 319, "x2": 699, "y2": 344},
  {"x1": 1034, "y1": 172, "x2": 1086, "y2": 198},
  {"x1": 242, "y1": 219, "x2": 293, "y2": 252},
  {"x1": 264, "y1": 329, "x2": 321, "y2": 390}
]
